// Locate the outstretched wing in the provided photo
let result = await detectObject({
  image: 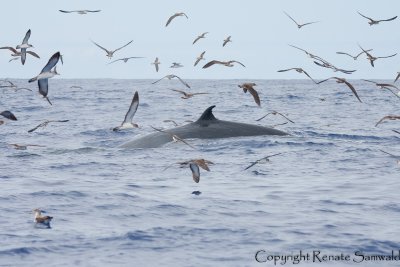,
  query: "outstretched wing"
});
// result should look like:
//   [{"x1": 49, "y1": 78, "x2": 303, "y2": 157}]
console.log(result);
[
  {"x1": 174, "y1": 75, "x2": 191, "y2": 89},
  {"x1": 283, "y1": 11, "x2": 299, "y2": 26},
  {"x1": 377, "y1": 53, "x2": 397, "y2": 59},
  {"x1": 22, "y1": 29, "x2": 31, "y2": 44},
  {"x1": 232, "y1": 60, "x2": 246, "y2": 67},
  {"x1": 38, "y1": 79, "x2": 52, "y2": 105},
  {"x1": 165, "y1": 14, "x2": 179, "y2": 27},
  {"x1": 357, "y1": 12, "x2": 373, "y2": 21},
  {"x1": 41, "y1": 52, "x2": 60, "y2": 73},
  {"x1": 0, "y1": 46, "x2": 18, "y2": 53},
  {"x1": 152, "y1": 75, "x2": 167, "y2": 84},
  {"x1": 59, "y1": 10, "x2": 72, "y2": 13},
  {"x1": 122, "y1": 91, "x2": 139, "y2": 124},
  {"x1": 27, "y1": 51, "x2": 40, "y2": 58},
  {"x1": 113, "y1": 40, "x2": 133, "y2": 53},
  {"x1": 379, "y1": 16, "x2": 397, "y2": 22},
  {"x1": 189, "y1": 163, "x2": 200, "y2": 183},
  {"x1": 91, "y1": 40, "x2": 109, "y2": 53},
  {"x1": 247, "y1": 88, "x2": 261, "y2": 107},
  {"x1": 342, "y1": 80, "x2": 362, "y2": 103},
  {"x1": 202, "y1": 60, "x2": 222, "y2": 68},
  {"x1": 171, "y1": 89, "x2": 186, "y2": 95}
]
